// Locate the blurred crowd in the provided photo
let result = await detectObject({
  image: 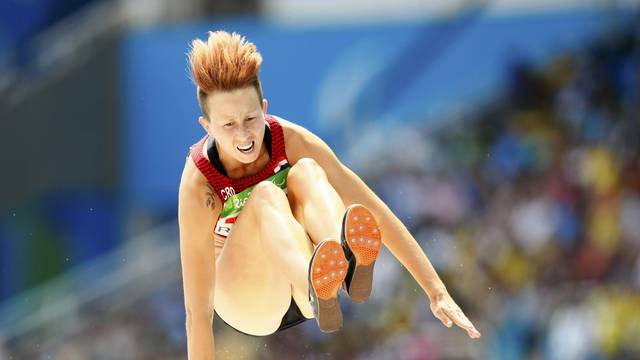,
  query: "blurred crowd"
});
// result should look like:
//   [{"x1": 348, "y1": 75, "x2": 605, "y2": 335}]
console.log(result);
[
  {"x1": 4, "y1": 24, "x2": 640, "y2": 360},
  {"x1": 355, "y1": 24, "x2": 640, "y2": 359}
]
